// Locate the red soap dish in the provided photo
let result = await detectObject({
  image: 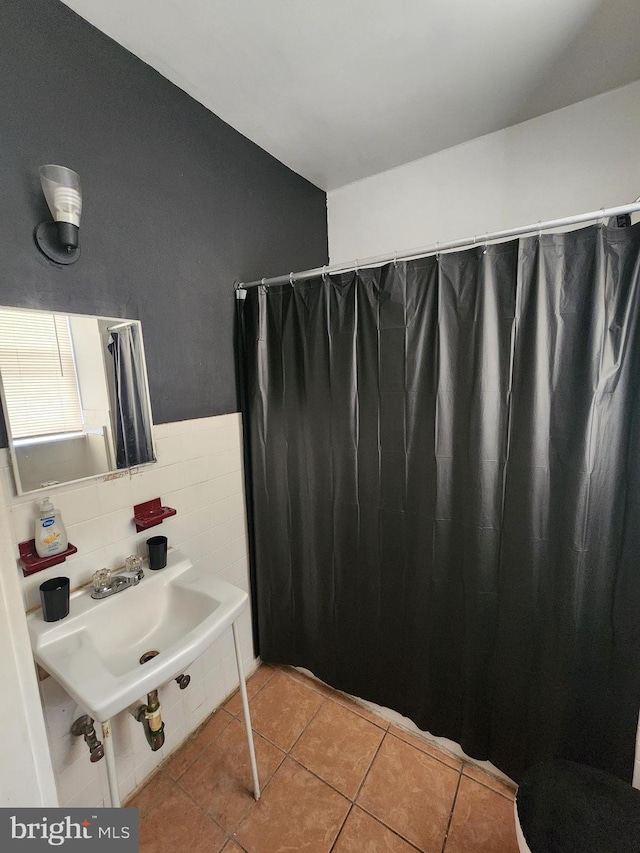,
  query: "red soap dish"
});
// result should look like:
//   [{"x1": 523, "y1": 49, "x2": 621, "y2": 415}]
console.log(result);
[
  {"x1": 18, "y1": 539, "x2": 78, "y2": 577},
  {"x1": 133, "y1": 498, "x2": 177, "y2": 532}
]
